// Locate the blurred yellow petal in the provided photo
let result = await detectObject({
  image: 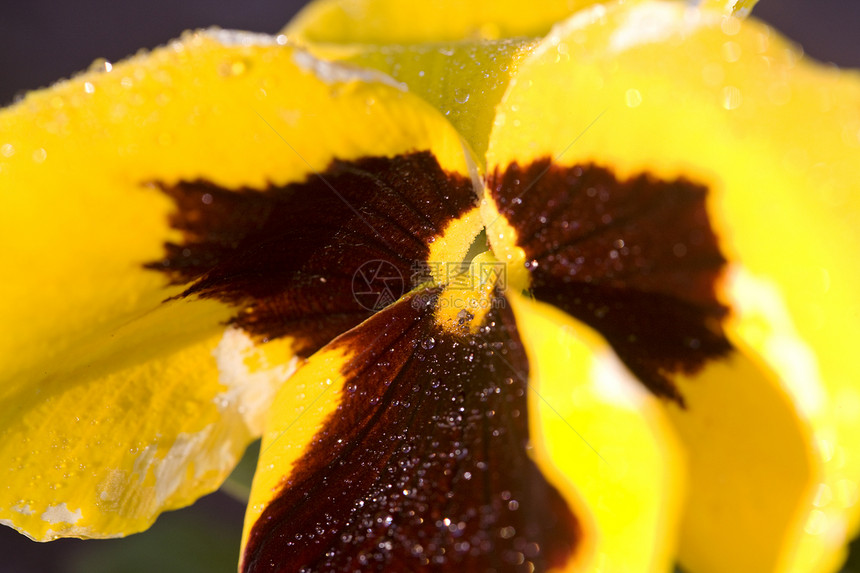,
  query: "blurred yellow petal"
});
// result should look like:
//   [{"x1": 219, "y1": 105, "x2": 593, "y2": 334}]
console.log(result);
[
  {"x1": 724, "y1": 269, "x2": 855, "y2": 573},
  {"x1": 484, "y1": 1, "x2": 860, "y2": 571},
  {"x1": 509, "y1": 292, "x2": 684, "y2": 573},
  {"x1": 0, "y1": 30, "x2": 478, "y2": 541},
  {"x1": 284, "y1": 0, "x2": 624, "y2": 162},
  {"x1": 697, "y1": 0, "x2": 759, "y2": 16},
  {"x1": 340, "y1": 40, "x2": 536, "y2": 162},
  {"x1": 281, "y1": 0, "x2": 759, "y2": 160},
  {"x1": 663, "y1": 339, "x2": 818, "y2": 573},
  {"x1": 284, "y1": 0, "x2": 605, "y2": 44}
]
